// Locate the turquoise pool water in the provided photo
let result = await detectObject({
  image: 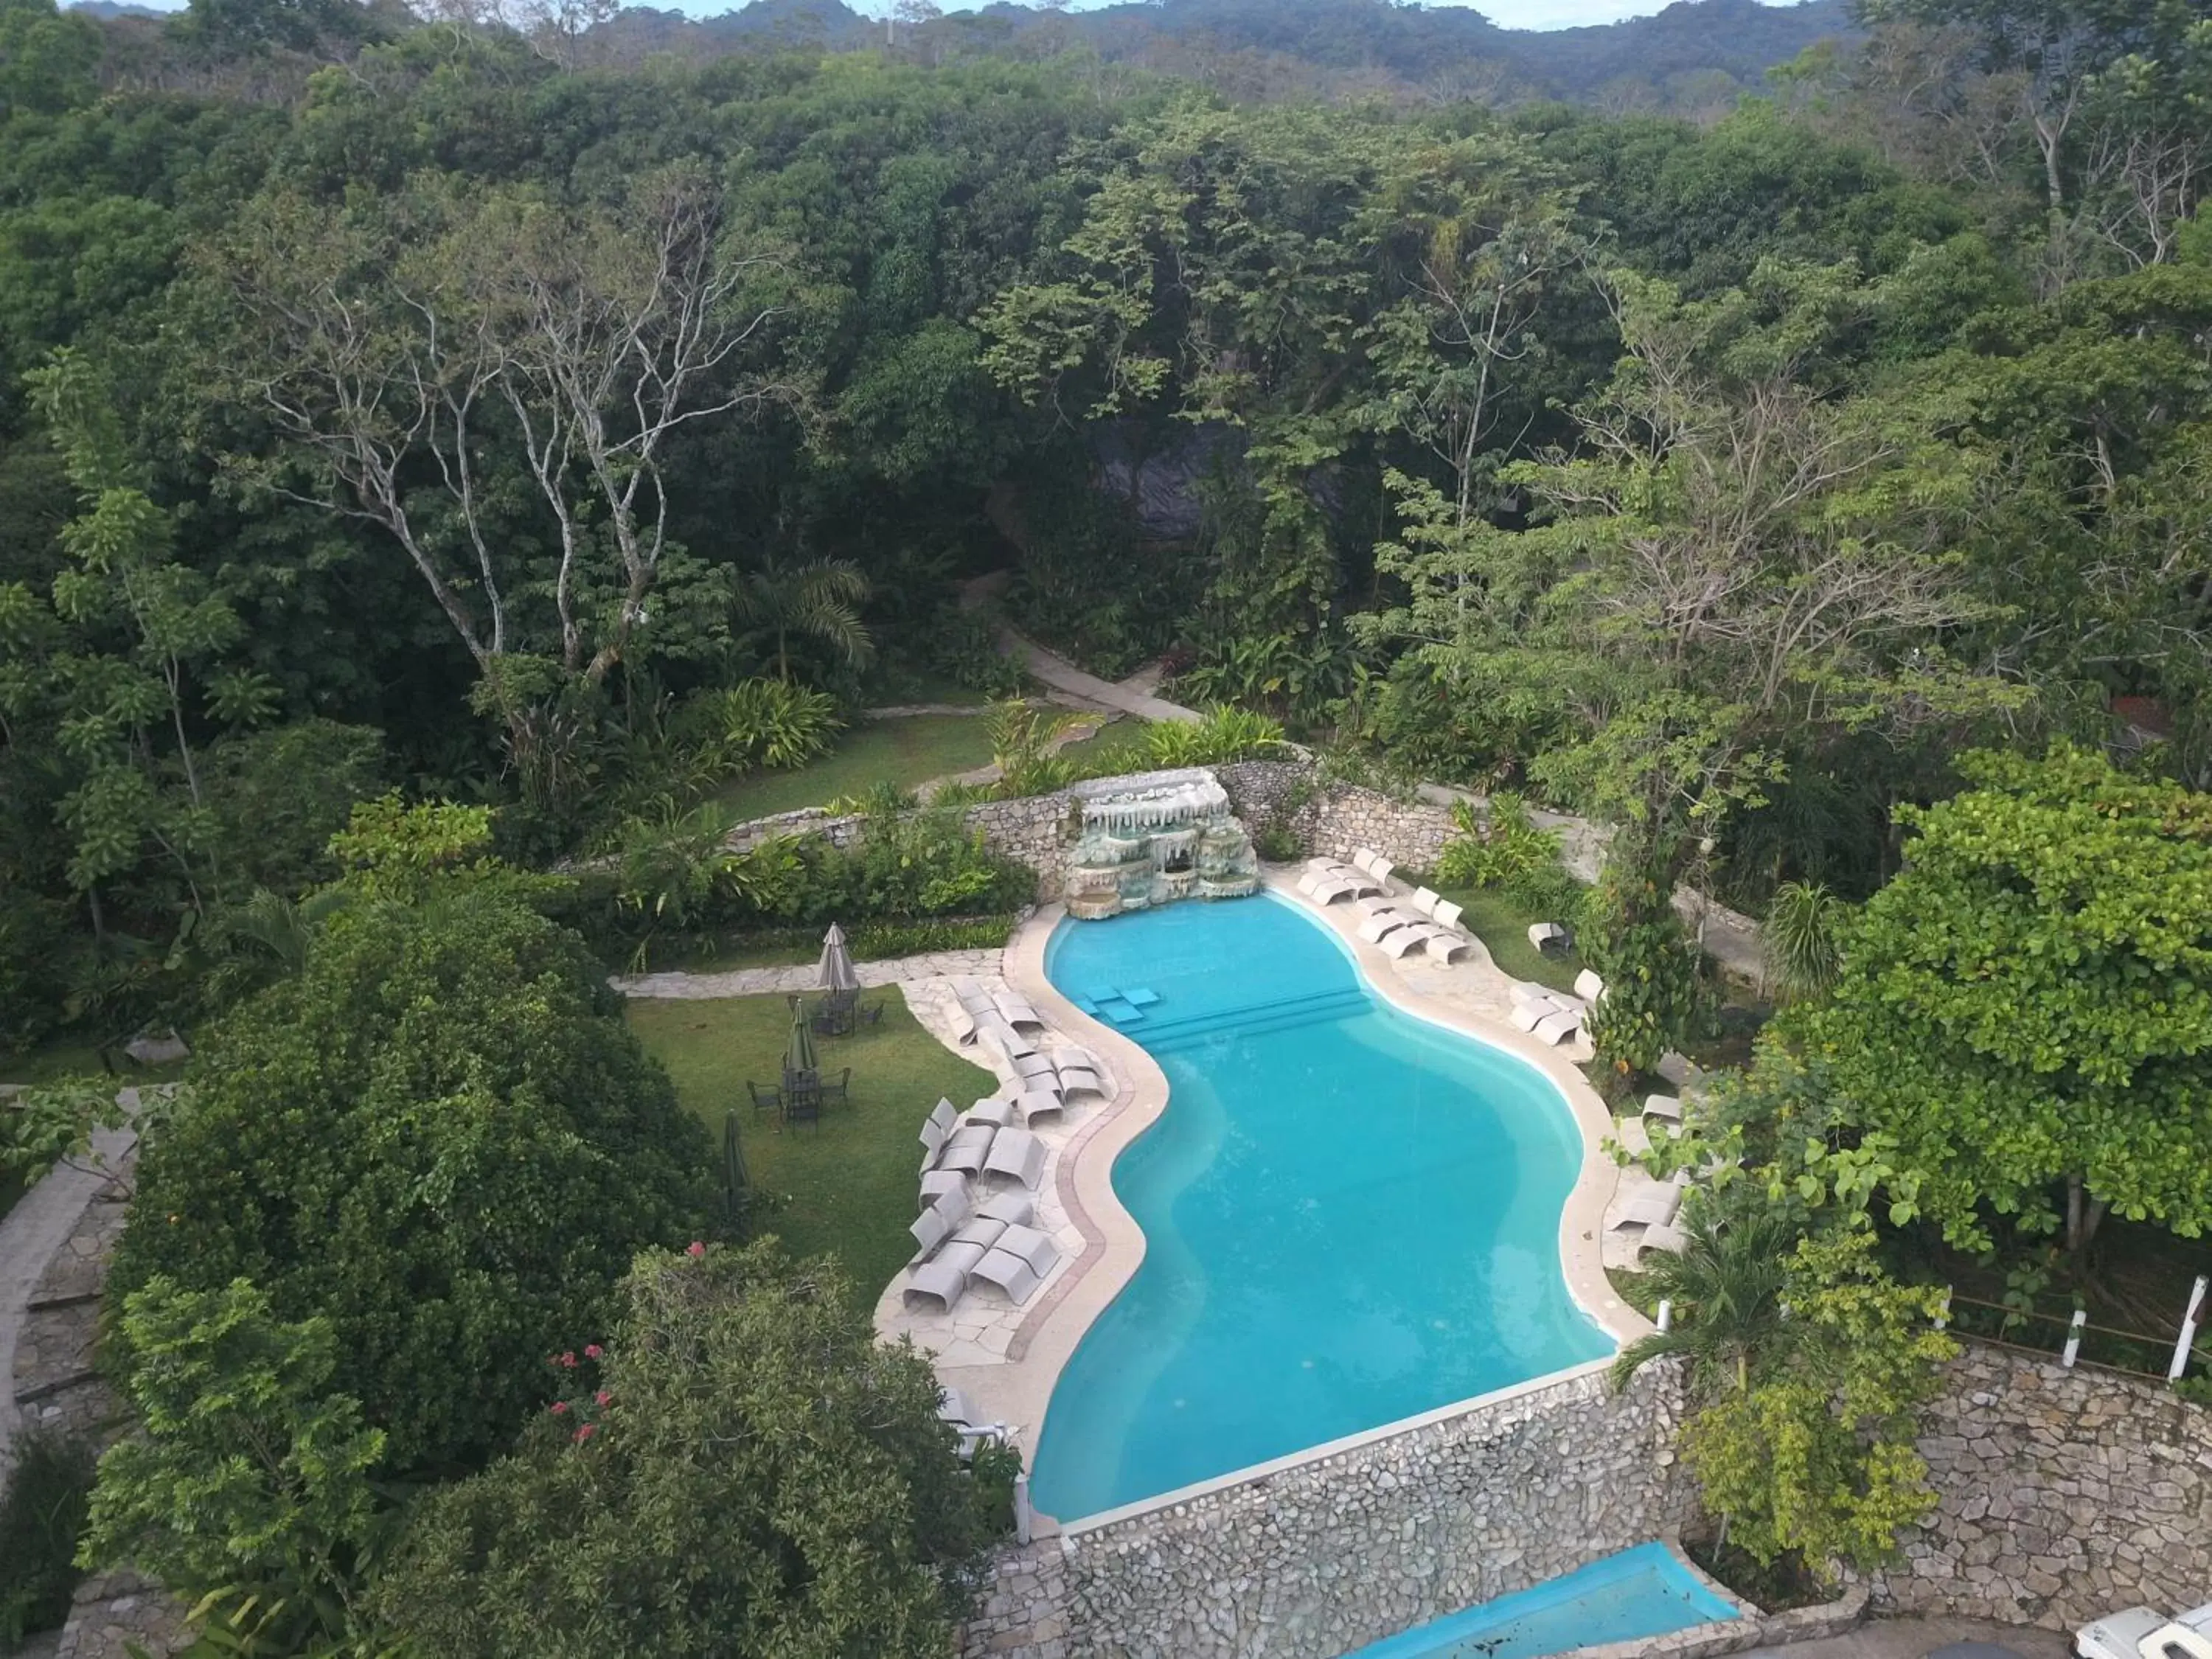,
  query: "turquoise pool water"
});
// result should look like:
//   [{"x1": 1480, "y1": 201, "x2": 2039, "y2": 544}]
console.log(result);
[
  {"x1": 1339, "y1": 1543, "x2": 1739, "y2": 1658},
  {"x1": 1030, "y1": 894, "x2": 1611, "y2": 1521}
]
